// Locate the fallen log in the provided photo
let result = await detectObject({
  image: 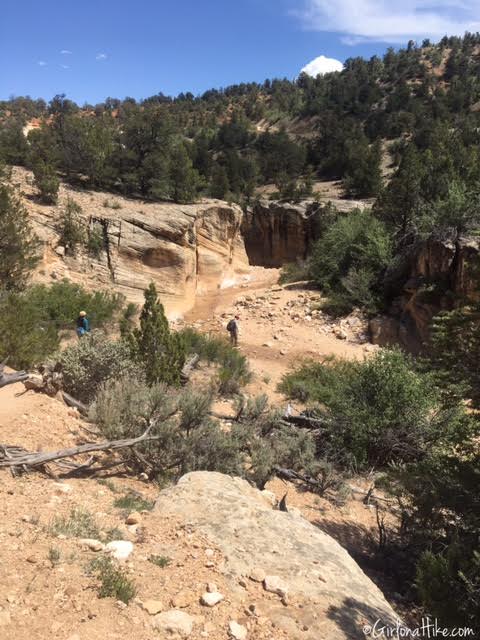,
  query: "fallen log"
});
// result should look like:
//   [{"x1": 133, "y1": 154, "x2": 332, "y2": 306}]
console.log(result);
[
  {"x1": 61, "y1": 391, "x2": 89, "y2": 416},
  {"x1": 0, "y1": 360, "x2": 29, "y2": 389},
  {"x1": 0, "y1": 425, "x2": 161, "y2": 471}
]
